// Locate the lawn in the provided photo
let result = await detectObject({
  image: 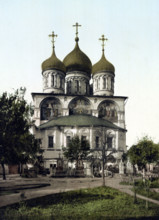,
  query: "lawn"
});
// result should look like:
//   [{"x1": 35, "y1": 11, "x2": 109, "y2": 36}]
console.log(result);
[
  {"x1": 120, "y1": 178, "x2": 159, "y2": 201},
  {"x1": 1, "y1": 186, "x2": 159, "y2": 219}
]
